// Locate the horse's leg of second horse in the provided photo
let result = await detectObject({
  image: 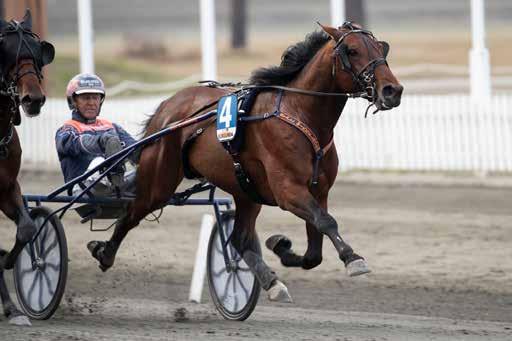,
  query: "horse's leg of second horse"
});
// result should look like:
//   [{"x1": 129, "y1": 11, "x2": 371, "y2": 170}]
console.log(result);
[
  {"x1": 0, "y1": 250, "x2": 31, "y2": 326},
  {"x1": 231, "y1": 197, "x2": 292, "y2": 303},
  {"x1": 276, "y1": 185, "x2": 370, "y2": 277},
  {"x1": 0, "y1": 182, "x2": 36, "y2": 270}
]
